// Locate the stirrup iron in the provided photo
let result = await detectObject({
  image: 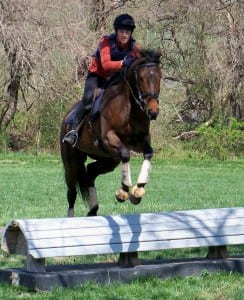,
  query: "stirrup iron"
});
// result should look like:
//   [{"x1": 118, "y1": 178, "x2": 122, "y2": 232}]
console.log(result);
[
  {"x1": 71, "y1": 130, "x2": 78, "y2": 147},
  {"x1": 62, "y1": 129, "x2": 79, "y2": 147}
]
